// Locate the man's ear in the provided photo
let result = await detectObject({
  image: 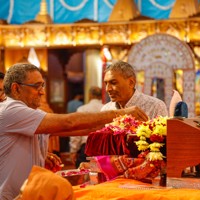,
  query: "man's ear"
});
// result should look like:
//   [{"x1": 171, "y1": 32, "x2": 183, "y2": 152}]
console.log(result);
[
  {"x1": 11, "y1": 82, "x2": 20, "y2": 95},
  {"x1": 129, "y1": 77, "x2": 136, "y2": 89}
]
